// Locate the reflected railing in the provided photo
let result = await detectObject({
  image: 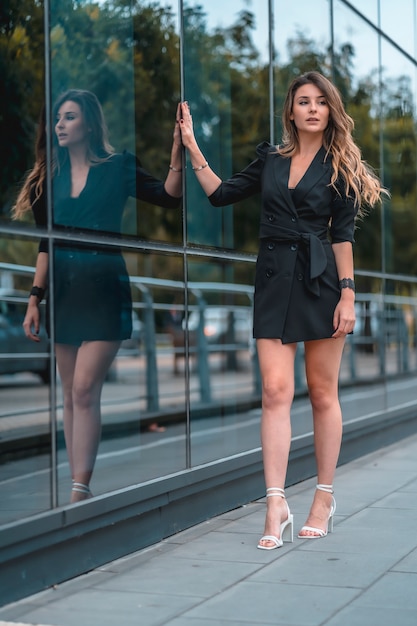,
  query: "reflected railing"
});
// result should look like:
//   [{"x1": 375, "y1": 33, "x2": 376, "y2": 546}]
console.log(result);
[{"x1": 1, "y1": 262, "x2": 417, "y2": 426}]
